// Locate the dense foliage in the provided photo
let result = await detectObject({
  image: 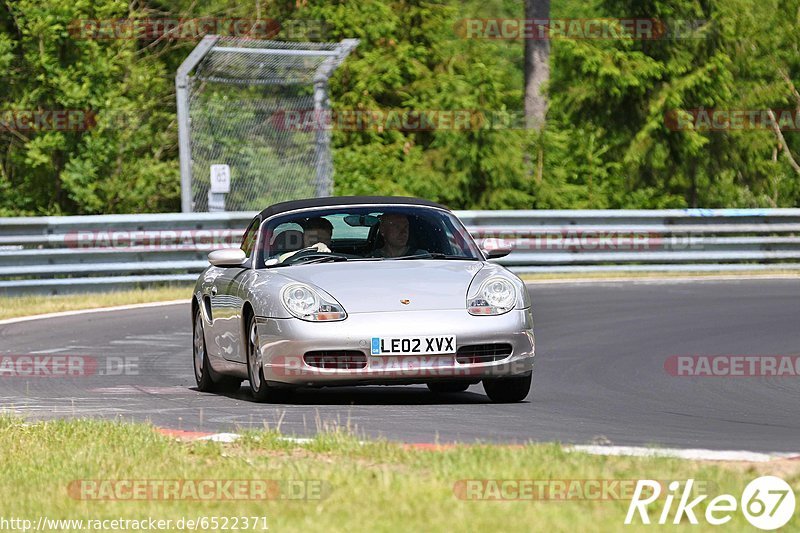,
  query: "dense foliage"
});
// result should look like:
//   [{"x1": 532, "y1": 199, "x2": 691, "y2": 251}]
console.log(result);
[{"x1": 0, "y1": 0, "x2": 798, "y2": 214}]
